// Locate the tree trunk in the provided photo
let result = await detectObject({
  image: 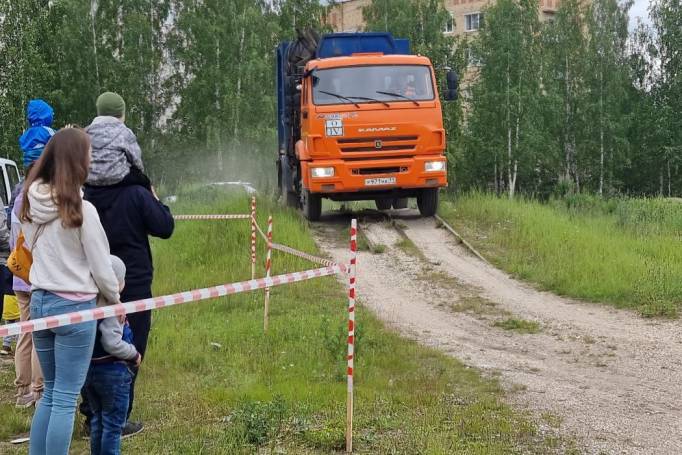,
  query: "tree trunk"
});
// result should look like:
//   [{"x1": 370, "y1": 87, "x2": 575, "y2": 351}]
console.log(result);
[
  {"x1": 509, "y1": 160, "x2": 518, "y2": 198},
  {"x1": 512, "y1": 71, "x2": 522, "y2": 199},
  {"x1": 598, "y1": 70, "x2": 604, "y2": 197},
  {"x1": 506, "y1": 48, "x2": 513, "y2": 199},
  {"x1": 90, "y1": 0, "x2": 101, "y2": 91},
  {"x1": 564, "y1": 56, "x2": 572, "y2": 183},
  {"x1": 214, "y1": 37, "x2": 223, "y2": 172},
  {"x1": 665, "y1": 158, "x2": 672, "y2": 197},
  {"x1": 232, "y1": 24, "x2": 245, "y2": 140}
]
